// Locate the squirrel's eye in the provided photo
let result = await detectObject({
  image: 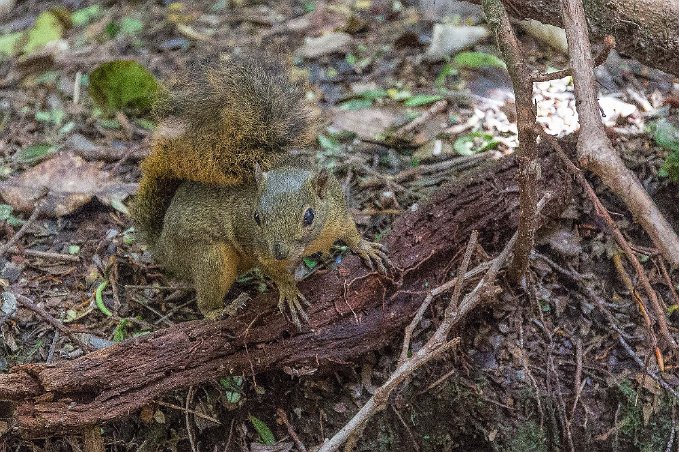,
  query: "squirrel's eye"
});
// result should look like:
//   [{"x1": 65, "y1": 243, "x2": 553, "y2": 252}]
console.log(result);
[
  {"x1": 303, "y1": 208, "x2": 315, "y2": 226},
  {"x1": 254, "y1": 211, "x2": 262, "y2": 226}
]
